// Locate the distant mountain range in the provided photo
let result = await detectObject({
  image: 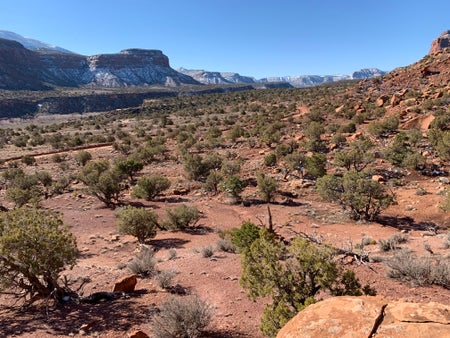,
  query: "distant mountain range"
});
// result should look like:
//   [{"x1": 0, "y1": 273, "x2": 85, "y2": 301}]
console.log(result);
[
  {"x1": 0, "y1": 30, "x2": 385, "y2": 90},
  {"x1": 178, "y1": 68, "x2": 386, "y2": 88}
]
